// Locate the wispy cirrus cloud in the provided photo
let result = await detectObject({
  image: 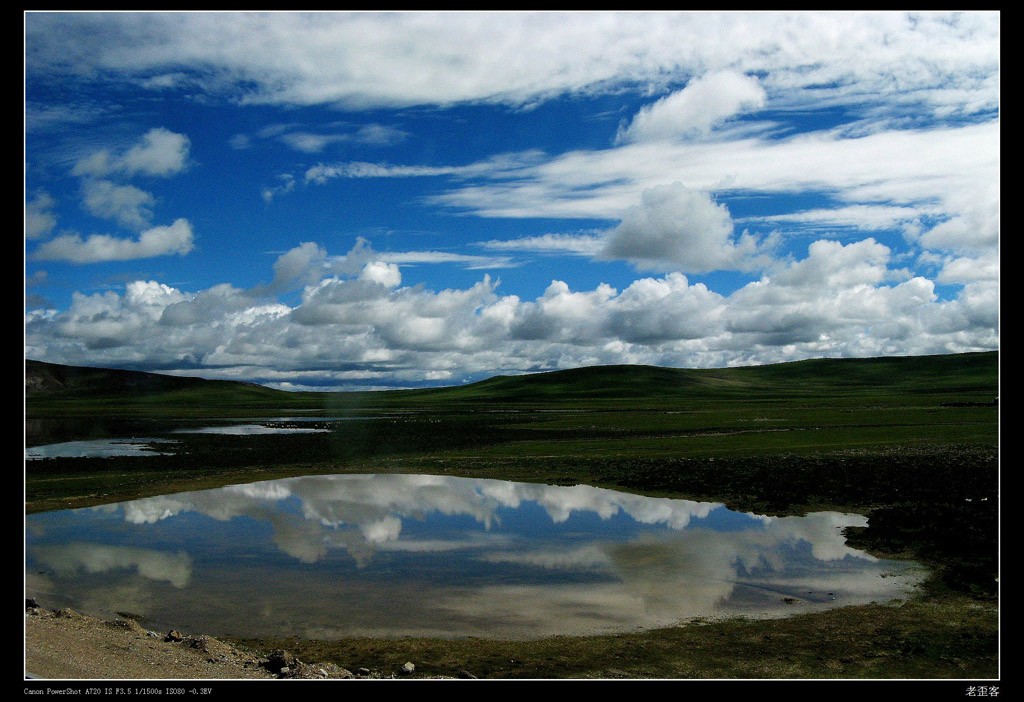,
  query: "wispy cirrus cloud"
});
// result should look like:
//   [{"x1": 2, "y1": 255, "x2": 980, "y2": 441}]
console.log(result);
[
  {"x1": 424, "y1": 122, "x2": 998, "y2": 228},
  {"x1": 478, "y1": 232, "x2": 605, "y2": 256},
  {"x1": 615, "y1": 70, "x2": 767, "y2": 144},
  {"x1": 739, "y1": 204, "x2": 931, "y2": 233},
  {"x1": 235, "y1": 122, "x2": 408, "y2": 155},
  {"x1": 304, "y1": 161, "x2": 477, "y2": 185},
  {"x1": 26, "y1": 12, "x2": 998, "y2": 116}
]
